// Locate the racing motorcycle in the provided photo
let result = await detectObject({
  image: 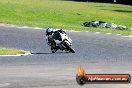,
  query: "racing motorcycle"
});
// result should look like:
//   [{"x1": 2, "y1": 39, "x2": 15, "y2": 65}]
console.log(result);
[{"x1": 50, "y1": 30, "x2": 75, "y2": 53}]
